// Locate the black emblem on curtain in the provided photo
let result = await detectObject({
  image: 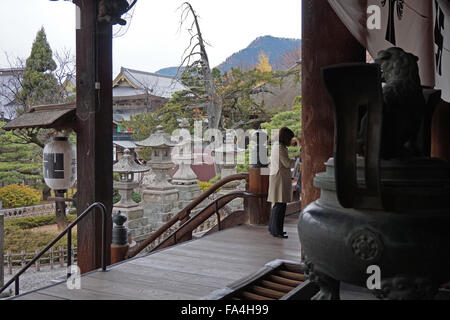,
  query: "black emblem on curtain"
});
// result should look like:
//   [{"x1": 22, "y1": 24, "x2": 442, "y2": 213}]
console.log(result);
[
  {"x1": 381, "y1": 0, "x2": 404, "y2": 45},
  {"x1": 434, "y1": 0, "x2": 445, "y2": 76}
]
